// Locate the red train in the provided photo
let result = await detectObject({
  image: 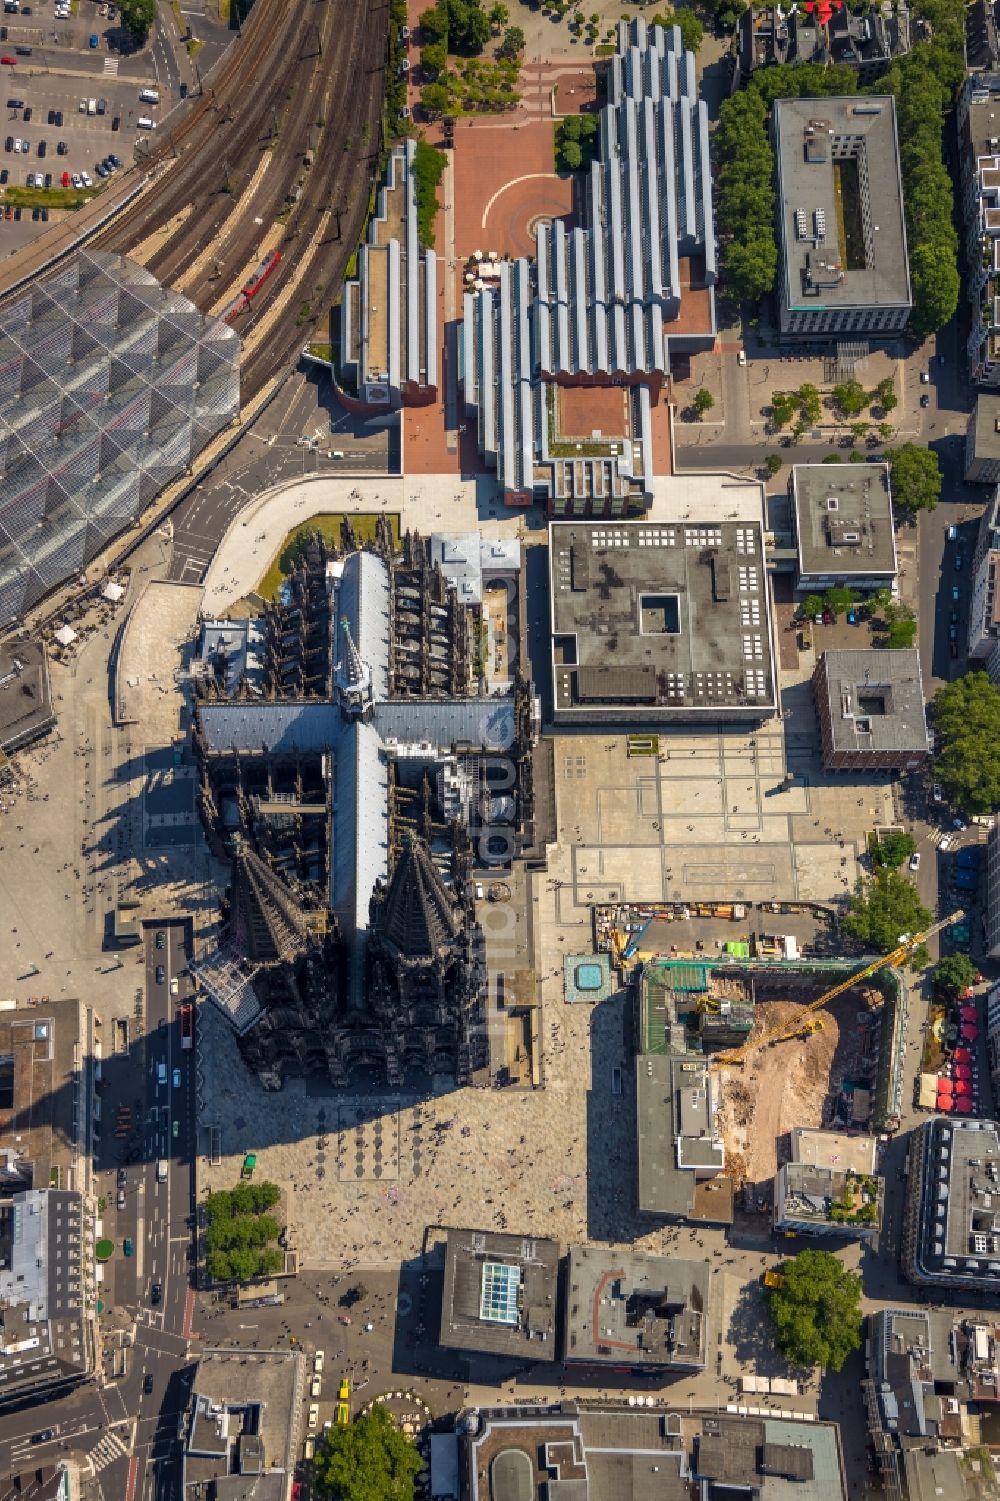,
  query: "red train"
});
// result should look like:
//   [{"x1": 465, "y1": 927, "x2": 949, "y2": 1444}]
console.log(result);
[{"x1": 222, "y1": 248, "x2": 282, "y2": 323}]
